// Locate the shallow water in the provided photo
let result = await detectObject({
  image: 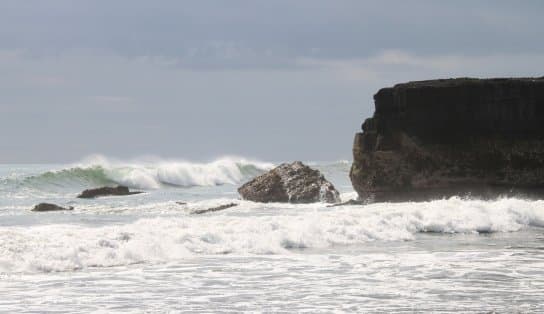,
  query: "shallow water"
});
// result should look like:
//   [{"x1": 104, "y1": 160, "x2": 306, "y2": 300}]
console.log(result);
[{"x1": 1, "y1": 157, "x2": 543, "y2": 313}]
